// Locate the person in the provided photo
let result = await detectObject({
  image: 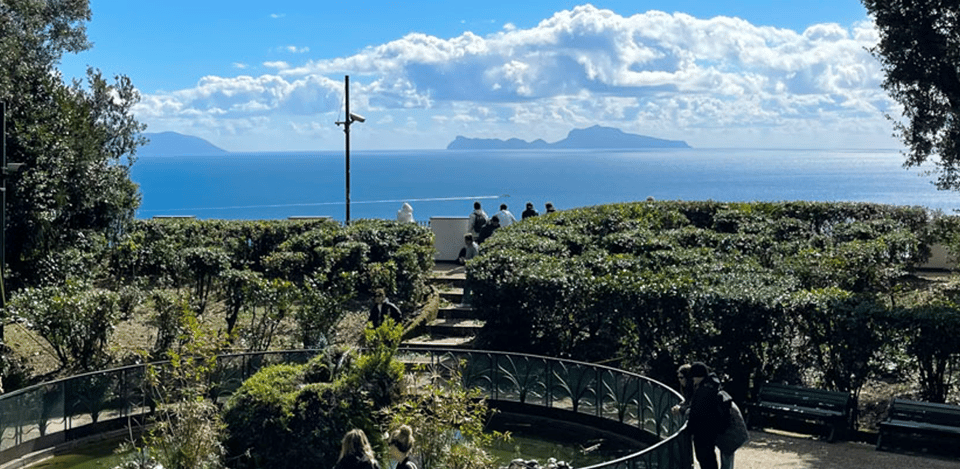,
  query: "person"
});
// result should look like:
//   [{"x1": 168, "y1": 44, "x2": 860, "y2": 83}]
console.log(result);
[
  {"x1": 388, "y1": 425, "x2": 417, "y2": 469},
  {"x1": 522, "y1": 202, "x2": 539, "y2": 219},
  {"x1": 493, "y1": 203, "x2": 517, "y2": 227},
  {"x1": 368, "y1": 288, "x2": 401, "y2": 328},
  {"x1": 477, "y1": 215, "x2": 500, "y2": 244},
  {"x1": 457, "y1": 233, "x2": 479, "y2": 266},
  {"x1": 468, "y1": 201, "x2": 488, "y2": 236},
  {"x1": 457, "y1": 233, "x2": 480, "y2": 306},
  {"x1": 333, "y1": 429, "x2": 381, "y2": 469},
  {"x1": 685, "y1": 362, "x2": 731, "y2": 469},
  {"x1": 396, "y1": 203, "x2": 415, "y2": 223},
  {"x1": 545, "y1": 202, "x2": 556, "y2": 214},
  {"x1": 671, "y1": 363, "x2": 694, "y2": 416}
]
